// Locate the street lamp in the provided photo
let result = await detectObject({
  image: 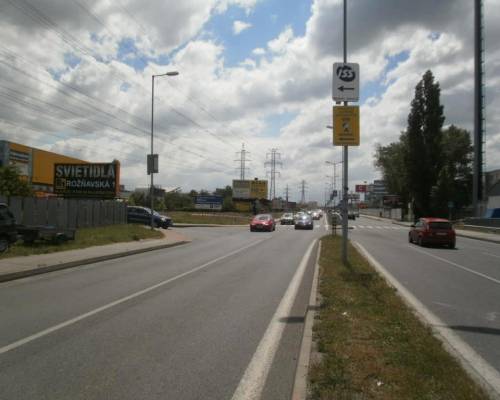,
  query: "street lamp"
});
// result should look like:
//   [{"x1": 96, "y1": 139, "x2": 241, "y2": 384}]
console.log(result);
[{"x1": 150, "y1": 71, "x2": 179, "y2": 229}]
